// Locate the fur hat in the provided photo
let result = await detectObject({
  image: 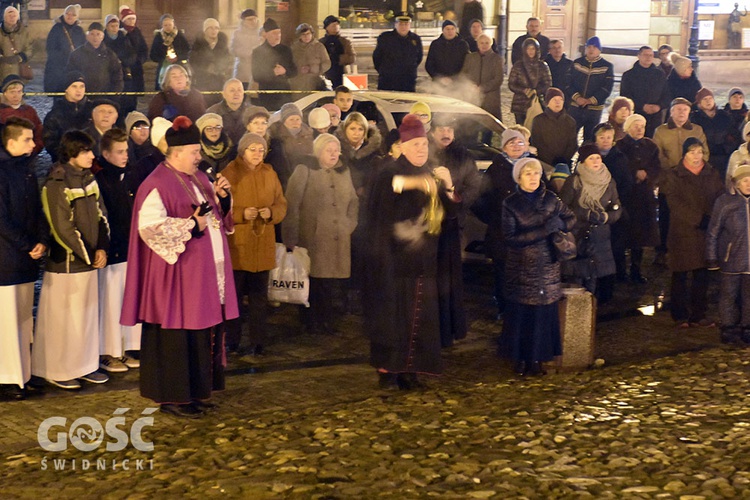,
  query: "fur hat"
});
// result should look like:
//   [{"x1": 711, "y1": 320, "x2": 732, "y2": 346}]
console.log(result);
[
  {"x1": 125, "y1": 111, "x2": 149, "y2": 133},
  {"x1": 1, "y1": 74, "x2": 23, "y2": 93},
  {"x1": 545, "y1": 87, "x2": 564, "y2": 104},
  {"x1": 203, "y1": 18, "x2": 220, "y2": 31},
  {"x1": 240, "y1": 9, "x2": 257, "y2": 19},
  {"x1": 512, "y1": 157, "x2": 543, "y2": 184},
  {"x1": 577, "y1": 143, "x2": 601, "y2": 164},
  {"x1": 196, "y1": 113, "x2": 223, "y2": 133},
  {"x1": 409, "y1": 101, "x2": 431, "y2": 121},
  {"x1": 243, "y1": 105, "x2": 270, "y2": 125},
  {"x1": 295, "y1": 23, "x2": 313, "y2": 37},
  {"x1": 279, "y1": 103, "x2": 302, "y2": 124},
  {"x1": 586, "y1": 36, "x2": 602, "y2": 50},
  {"x1": 151, "y1": 117, "x2": 172, "y2": 147},
  {"x1": 308, "y1": 107, "x2": 331, "y2": 129},
  {"x1": 501, "y1": 129, "x2": 525, "y2": 148},
  {"x1": 732, "y1": 164, "x2": 750, "y2": 183},
  {"x1": 695, "y1": 87, "x2": 713, "y2": 105},
  {"x1": 165, "y1": 116, "x2": 201, "y2": 147},
  {"x1": 238, "y1": 133, "x2": 267, "y2": 156},
  {"x1": 399, "y1": 114, "x2": 426, "y2": 143},
  {"x1": 610, "y1": 96, "x2": 634, "y2": 116},
  {"x1": 119, "y1": 7, "x2": 136, "y2": 22},
  {"x1": 263, "y1": 18, "x2": 280, "y2": 32},
  {"x1": 623, "y1": 113, "x2": 647, "y2": 133},
  {"x1": 682, "y1": 137, "x2": 704, "y2": 157},
  {"x1": 670, "y1": 53, "x2": 692, "y2": 74},
  {"x1": 323, "y1": 15, "x2": 339, "y2": 29}
]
